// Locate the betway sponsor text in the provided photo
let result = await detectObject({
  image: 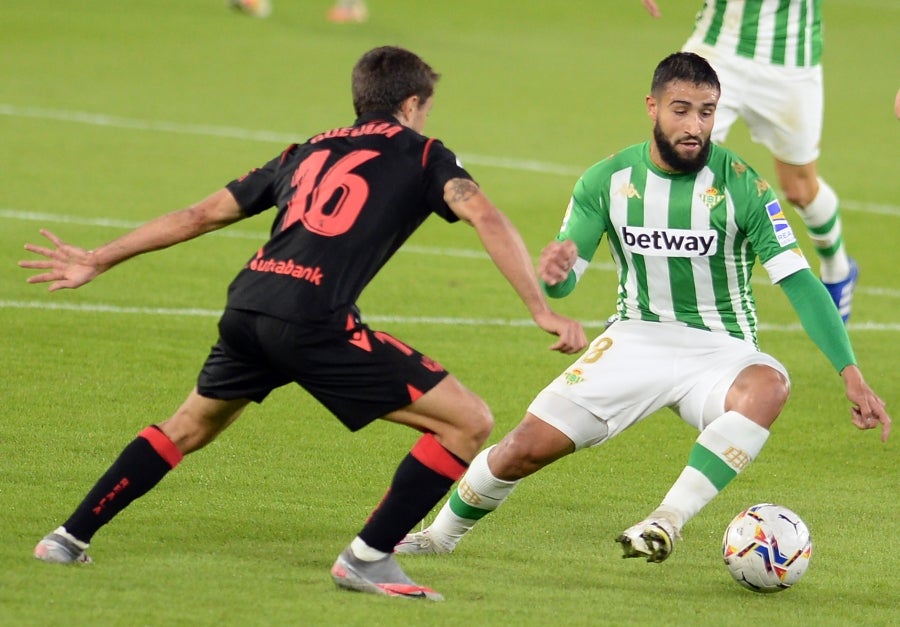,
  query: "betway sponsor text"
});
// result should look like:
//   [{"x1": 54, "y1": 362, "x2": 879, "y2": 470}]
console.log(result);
[{"x1": 620, "y1": 226, "x2": 717, "y2": 257}]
